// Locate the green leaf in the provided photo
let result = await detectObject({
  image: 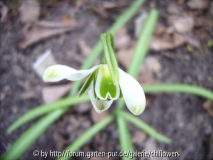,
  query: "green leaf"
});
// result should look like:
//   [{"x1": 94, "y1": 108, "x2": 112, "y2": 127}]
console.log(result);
[
  {"x1": 7, "y1": 95, "x2": 90, "y2": 134},
  {"x1": 118, "y1": 111, "x2": 171, "y2": 144},
  {"x1": 1, "y1": 109, "x2": 65, "y2": 160},
  {"x1": 57, "y1": 115, "x2": 114, "y2": 160},
  {"x1": 143, "y1": 84, "x2": 213, "y2": 101},
  {"x1": 116, "y1": 9, "x2": 159, "y2": 111},
  {"x1": 3, "y1": 1, "x2": 146, "y2": 159},
  {"x1": 70, "y1": 0, "x2": 146, "y2": 95},
  {"x1": 117, "y1": 117, "x2": 135, "y2": 160}
]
